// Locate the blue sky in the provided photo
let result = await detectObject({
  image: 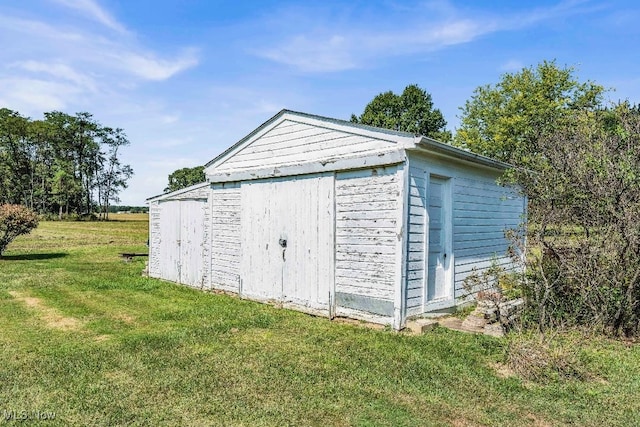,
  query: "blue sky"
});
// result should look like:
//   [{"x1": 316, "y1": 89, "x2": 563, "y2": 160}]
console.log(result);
[{"x1": 1, "y1": 0, "x2": 639, "y2": 205}]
